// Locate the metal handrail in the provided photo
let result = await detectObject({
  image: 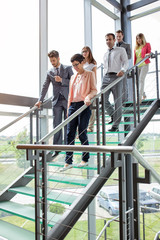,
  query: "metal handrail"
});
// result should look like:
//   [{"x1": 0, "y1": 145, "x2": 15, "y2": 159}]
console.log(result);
[
  {"x1": 96, "y1": 208, "x2": 133, "y2": 240},
  {"x1": 0, "y1": 106, "x2": 37, "y2": 133},
  {"x1": 0, "y1": 97, "x2": 52, "y2": 133},
  {"x1": 132, "y1": 148, "x2": 160, "y2": 184},
  {"x1": 16, "y1": 144, "x2": 160, "y2": 183}
]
